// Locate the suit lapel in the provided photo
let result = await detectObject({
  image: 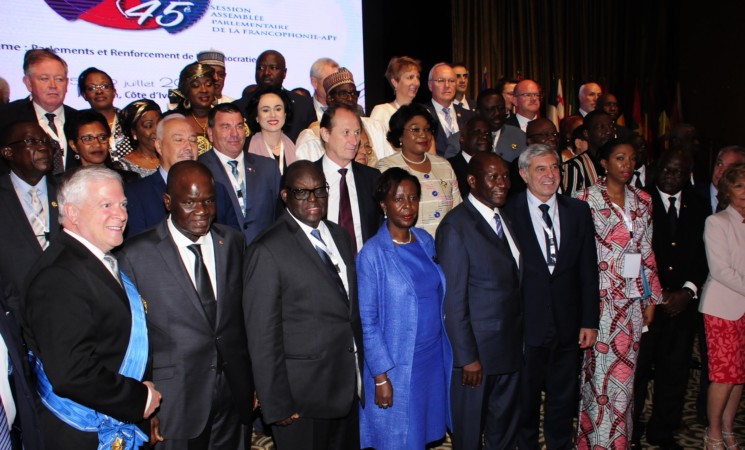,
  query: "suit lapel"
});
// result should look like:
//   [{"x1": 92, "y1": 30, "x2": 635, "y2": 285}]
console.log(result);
[
  {"x1": 463, "y1": 200, "x2": 503, "y2": 248},
  {"x1": 0, "y1": 176, "x2": 42, "y2": 252},
  {"x1": 243, "y1": 152, "x2": 262, "y2": 219},
  {"x1": 154, "y1": 223, "x2": 212, "y2": 326},
  {"x1": 62, "y1": 233, "x2": 129, "y2": 307},
  {"x1": 211, "y1": 227, "x2": 229, "y2": 325}
]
